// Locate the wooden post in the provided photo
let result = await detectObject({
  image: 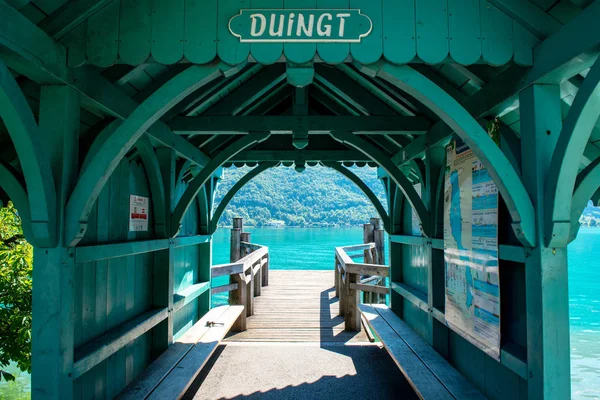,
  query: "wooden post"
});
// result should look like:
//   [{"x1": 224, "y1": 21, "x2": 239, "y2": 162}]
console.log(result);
[
  {"x1": 520, "y1": 84, "x2": 570, "y2": 400},
  {"x1": 372, "y1": 217, "x2": 385, "y2": 265},
  {"x1": 31, "y1": 86, "x2": 79, "y2": 400},
  {"x1": 230, "y1": 218, "x2": 242, "y2": 262},
  {"x1": 345, "y1": 272, "x2": 361, "y2": 332},
  {"x1": 230, "y1": 272, "x2": 247, "y2": 332},
  {"x1": 334, "y1": 258, "x2": 340, "y2": 297},
  {"x1": 363, "y1": 222, "x2": 374, "y2": 303},
  {"x1": 338, "y1": 265, "x2": 346, "y2": 316},
  {"x1": 240, "y1": 231, "x2": 250, "y2": 258}
]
